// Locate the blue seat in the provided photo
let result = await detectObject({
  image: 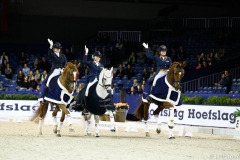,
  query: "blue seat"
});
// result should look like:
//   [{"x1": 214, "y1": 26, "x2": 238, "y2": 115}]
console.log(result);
[
  {"x1": 229, "y1": 91, "x2": 234, "y2": 94},
  {"x1": 216, "y1": 86, "x2": 222, "y2": 94},
  {"x1": 135, "y1": 74, "x2": 142, "y2": 81},
  {"x1": 208, "y1": 91, "x2": 212, "y2": 94},
  {"x1": 234, "y1": 91, "x2": 239, "y2": 94},
  {"x1": 198, "y1": 87, "x2": 203, "y2": 92},
  {"x1": 189, "y1": 91, "x2": 194, "y2": 94},
  {"x1": 222, "y1": 87, "x2": 227, "y2": 94},
  {"x1": 122, "y1": 77, "x2": 129, "y2": 84},
  {"x1": 194, "y1": 91, "x2": 198, "y2": 94},
  {"x1": 236, "y1": 83, "x2": 240, "y2": 91},
  {"x1": 8, "y1": 85, "x2": 16, "y2": 91},
  {"x1": 3, "y1": 78, "x2": 10, "y2": 87},
  {"x1": 12, "y1": 74, "x2": 18, "y2": 81}
]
